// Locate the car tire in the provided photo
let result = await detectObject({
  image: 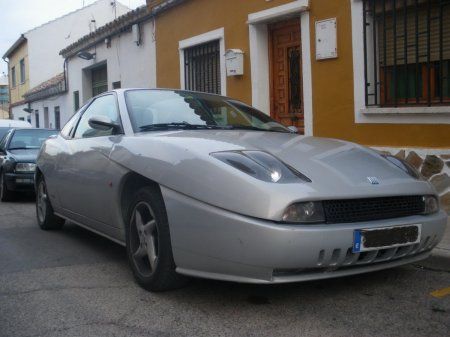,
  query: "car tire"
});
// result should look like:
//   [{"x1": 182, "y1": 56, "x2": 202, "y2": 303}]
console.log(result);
[
  {"x1": 0, "y1": 171, "x2": 14, "y2": 202},
  {"x1": 36, "y1": 176, "x2": 64, "y2": 230},
  {"x1": 125, "y1": 185, "x2": 187, "y2": 292}
]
